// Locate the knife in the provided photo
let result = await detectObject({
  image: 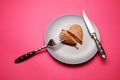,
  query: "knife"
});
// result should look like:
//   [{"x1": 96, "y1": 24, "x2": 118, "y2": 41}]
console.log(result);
[{"x1": 82, "y1": 11, "x2": 106, "y2": 59}]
